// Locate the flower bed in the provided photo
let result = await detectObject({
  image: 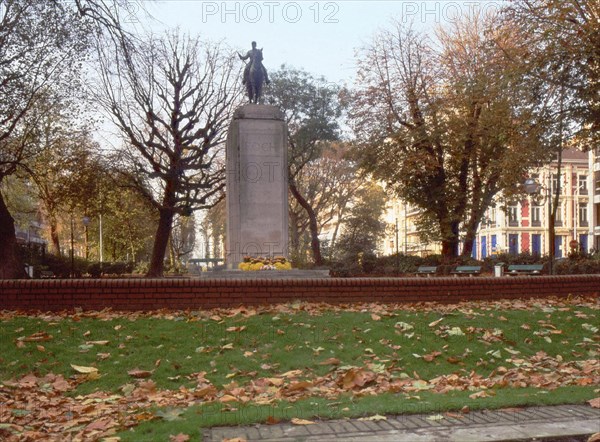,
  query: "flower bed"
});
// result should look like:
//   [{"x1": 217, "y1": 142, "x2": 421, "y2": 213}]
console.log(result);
[{"x1": 238, "y1": 256, "x2": 292, "y2": 271}]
